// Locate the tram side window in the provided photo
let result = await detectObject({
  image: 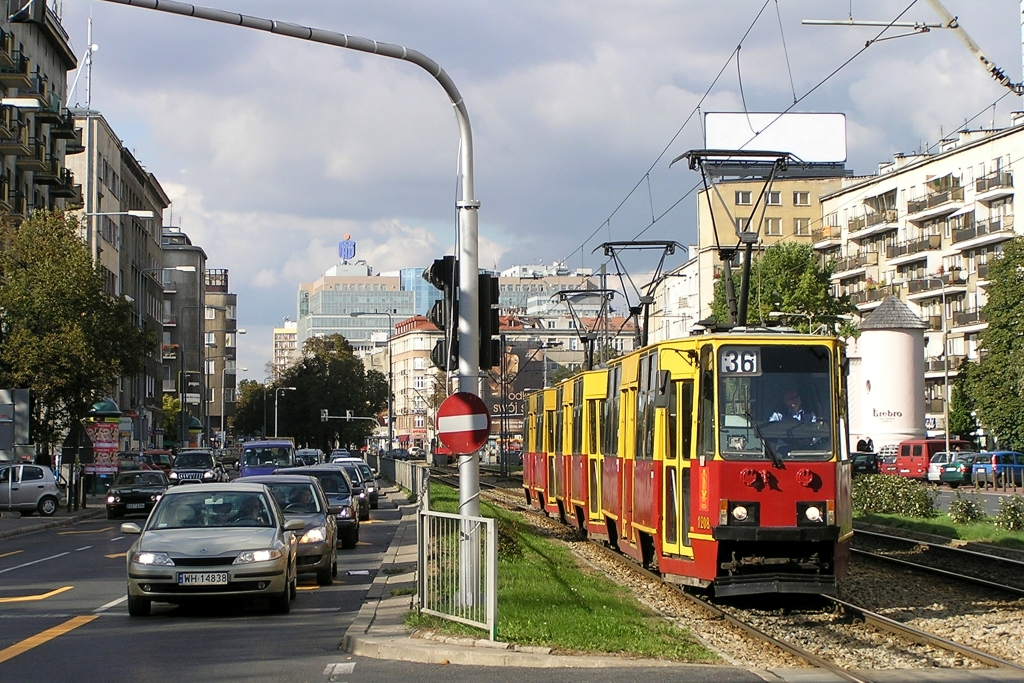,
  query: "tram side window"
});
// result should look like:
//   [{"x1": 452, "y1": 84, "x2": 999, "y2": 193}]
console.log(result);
[
  {"x1": 588, "y1": 399, "x2": 600, "y2": 455},
  {"x1": 554, "y1": 387, "x2": 564, "y2": 455},
  {"x1": 680, "y1": 380, "x2": 694, "y2": 459},
  {"x1": 536, "y1": 394, "x2": 545, "y2": 452},
  {"x1": 635, "y1": 354, "x2": 657, "y2": 460},
  {"x1": 571, "y1": 379, "x2": 584, "y2": 454},
  {"x1": 524, "y1": 414, "x2": 532, "y2": 453},
  {"x1": 667, "y1": 380, "x2": 678, "y2": 460},
  {"x1": 545, "y1": 411, "x2": 555, "y2": 452},
  {"x1": 602, "y1": 365, "x2": 622, "y2": 456}
]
